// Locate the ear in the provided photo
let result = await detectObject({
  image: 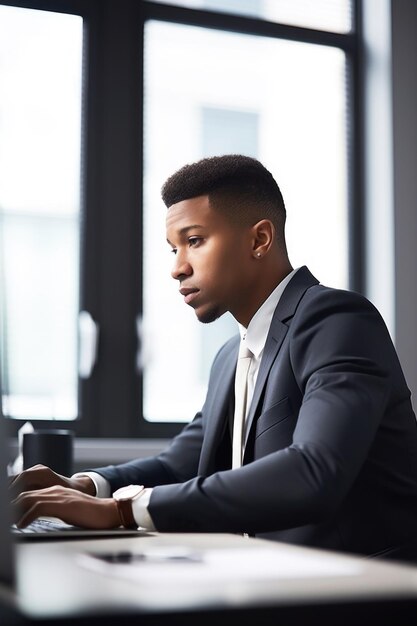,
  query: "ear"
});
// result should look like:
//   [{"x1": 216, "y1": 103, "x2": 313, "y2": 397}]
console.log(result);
[{"x1": 250, "y1": 220, "x2": 275, "y2": 259}]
